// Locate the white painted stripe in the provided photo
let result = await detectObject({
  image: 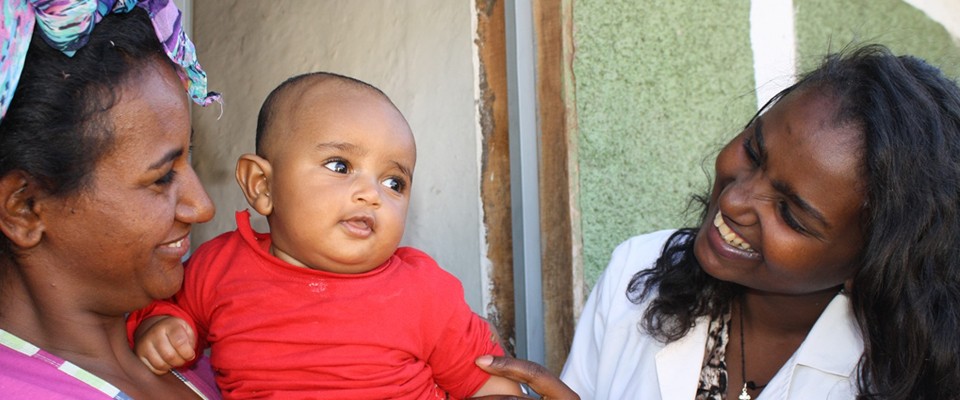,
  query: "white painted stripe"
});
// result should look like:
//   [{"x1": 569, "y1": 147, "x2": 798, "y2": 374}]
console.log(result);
[
  {"x1": 750, "y1": 0, "x2": 797, "y2": 110},
  {"x1": 469, "y1": 0, "x2": 494, "y2": 318},
  {"x1": 902, "y1": 0, "x2": 960, "y2": 45}
]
